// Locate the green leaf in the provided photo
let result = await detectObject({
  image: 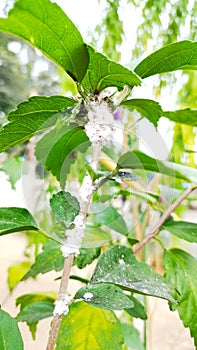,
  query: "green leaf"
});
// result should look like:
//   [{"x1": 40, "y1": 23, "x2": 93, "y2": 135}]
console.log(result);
[
  {"x1": 0, "y1": 157, "x2": 22, "y2": 189},
  {"x1": 82, "y1": 226, "x2": 112, "y2": 248},
  {"x1": 16, "y1": 292, "x2": 56, "y2": 310},
  {"x1": 74, "y1": 247, "x2": 101, "y2": 269},
  {"x1": 35, "y1": 124, "x2": 90, "y2": 188},
  {"x1": 163, "y1": 109, "x2": 197, "y2": 126},
  {"x1": 101, "y1": 189, "x2": 159, "y2": 205},
  {"x1": 75, "y1": 283, "x2": 134, "y2": 310},
  {"x1": 50, "y1": 191, "x2": 80, "y2": 228},
  {"x1": 22, "y1": 240, "x2": 64, "y2": 280},
  {"x1": 162, "y1": 220, "x2": 197, "y2": 243},
  {"x1": 27, "y1": 323, "x2": 37, "y2": 341},
  {"x1": 121, "y1": 323, "x2": 144, "y2": 350},
  {"x1": 115, "y1": 171, "x2": 140, "y2": 182},
  {"x1": 8, "y1": 261, "x2": 32, "y2": 292},
  {"x1": 117, "y1": 150, "x2": 197, "y2": 183},
  {"x1": 125, "y1": 296, "x2": 147, "y2": 320},
  {"x1": 94, "y1": 205, "x2": 128, "y2": 235},
  {"x1": 121, "y1": 189, "x2": 159, "y2": 204},
  {"x1": 16, "y1": 292, "x2": 55, "y2": 339},
  {"x1": 0, "y1": 0, "x2": 89, "y2": 81},
  {"x1": 164, "y1": 249, "x2": 197, "y2": 347},
  {"x1": 82, "y1": 46, "x2": 141, "y2": 94},
  {"x1": 91, "y1": 245, "x2": 175, "y2": 302},
  {"x1": 0, "y1": 207, "x2": 38, "y2": 235},
  {"x1": 121, "y1": 99, "x2": 162, "y2": 127},
  {"x1": 0, "y1": 96, "x2": 76, "y2": 152},
  {"x1": 56, "y1": 302, "x2": 124, "y2": 350},
  {"x1": 134, "y1": 41, "x2": 197, "y2": 79},
  {"x1": 0, "y1": 309, "x2": 23, "y2": 350},
  {"x1": 16, "y1": 301, "x2": 54, "y2": 323}
]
